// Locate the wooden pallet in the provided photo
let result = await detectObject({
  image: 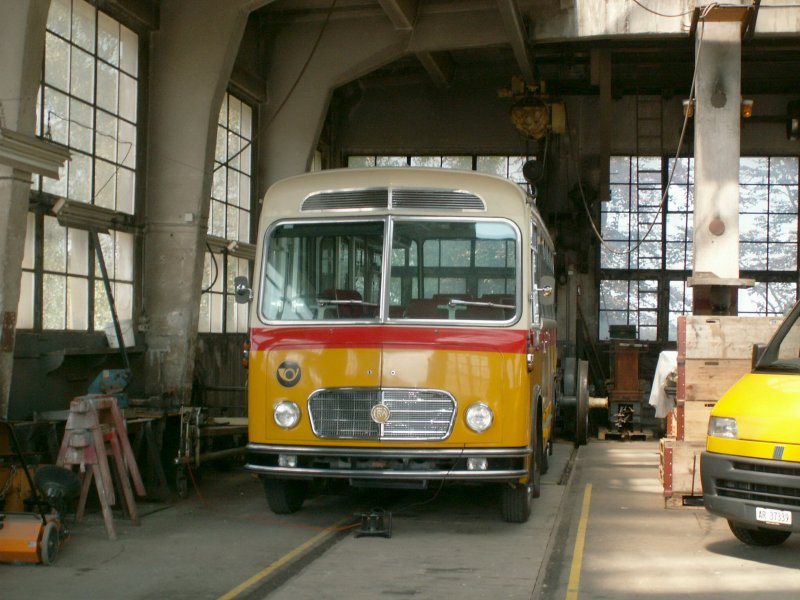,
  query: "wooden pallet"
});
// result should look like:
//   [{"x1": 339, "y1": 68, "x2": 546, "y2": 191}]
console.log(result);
[{"x1": 599, "y1": 426, "x2": 654, "y2": 441}]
